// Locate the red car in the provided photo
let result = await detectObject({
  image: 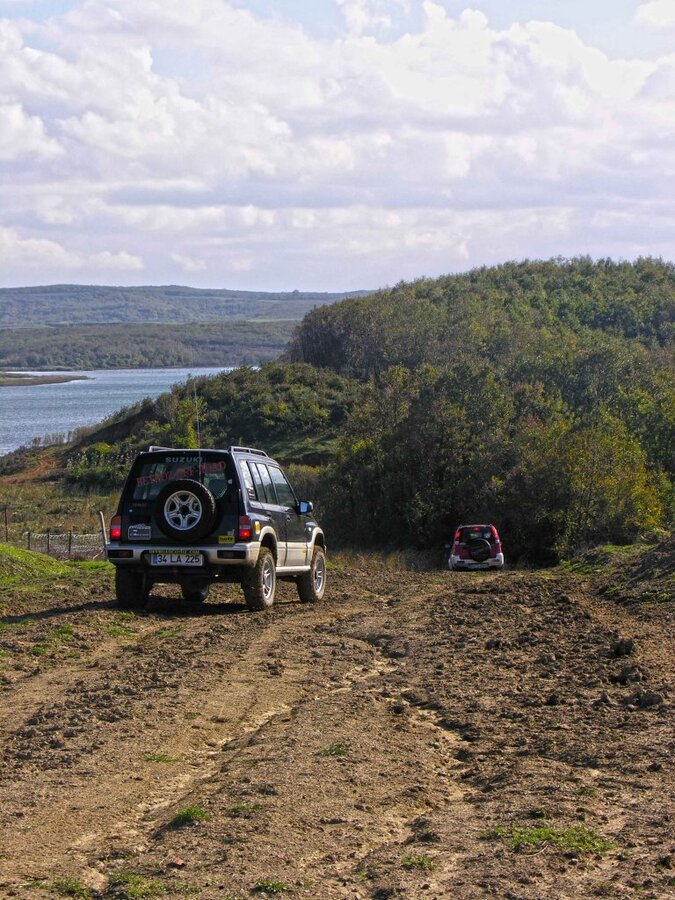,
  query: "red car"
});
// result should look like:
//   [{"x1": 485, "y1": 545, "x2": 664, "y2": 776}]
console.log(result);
[{"x1": 448, "y1": 524, "x2": 504, "y2": 570}]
